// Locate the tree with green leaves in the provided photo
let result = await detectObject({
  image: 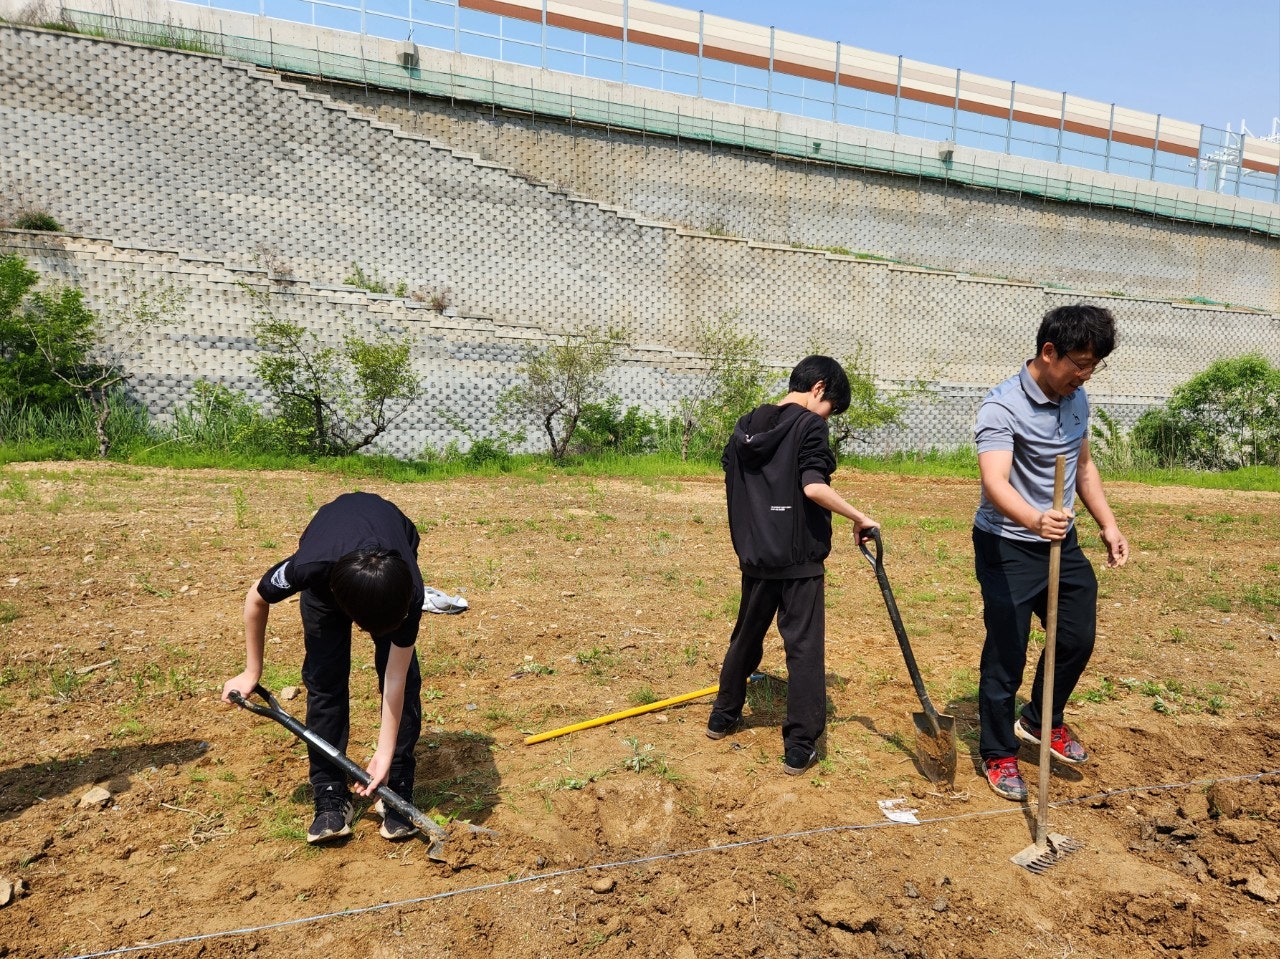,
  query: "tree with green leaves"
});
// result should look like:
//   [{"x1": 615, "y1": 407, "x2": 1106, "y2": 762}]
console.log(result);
[
  {"x1": 677, "y1": 312, "x2": 775, "y2": 461},
  {"x1": 1132, "y1": 353, "x2": 1280, "y2": 469},
  {"x1": 500, "y1": 323, "x2": 629, "y2": 461},
  {"x1": 1, "y1": 254, "x2": 185, "y2": 455},
  {"x1": 823, "y1": 343, "x2": 923, "y2": 458},
  {"x1": 0, "y1": 253, "x2": 100, "y2": 409},
  {"x1": 246, "y1": 286, "x2": 420, "y2": 456}
]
